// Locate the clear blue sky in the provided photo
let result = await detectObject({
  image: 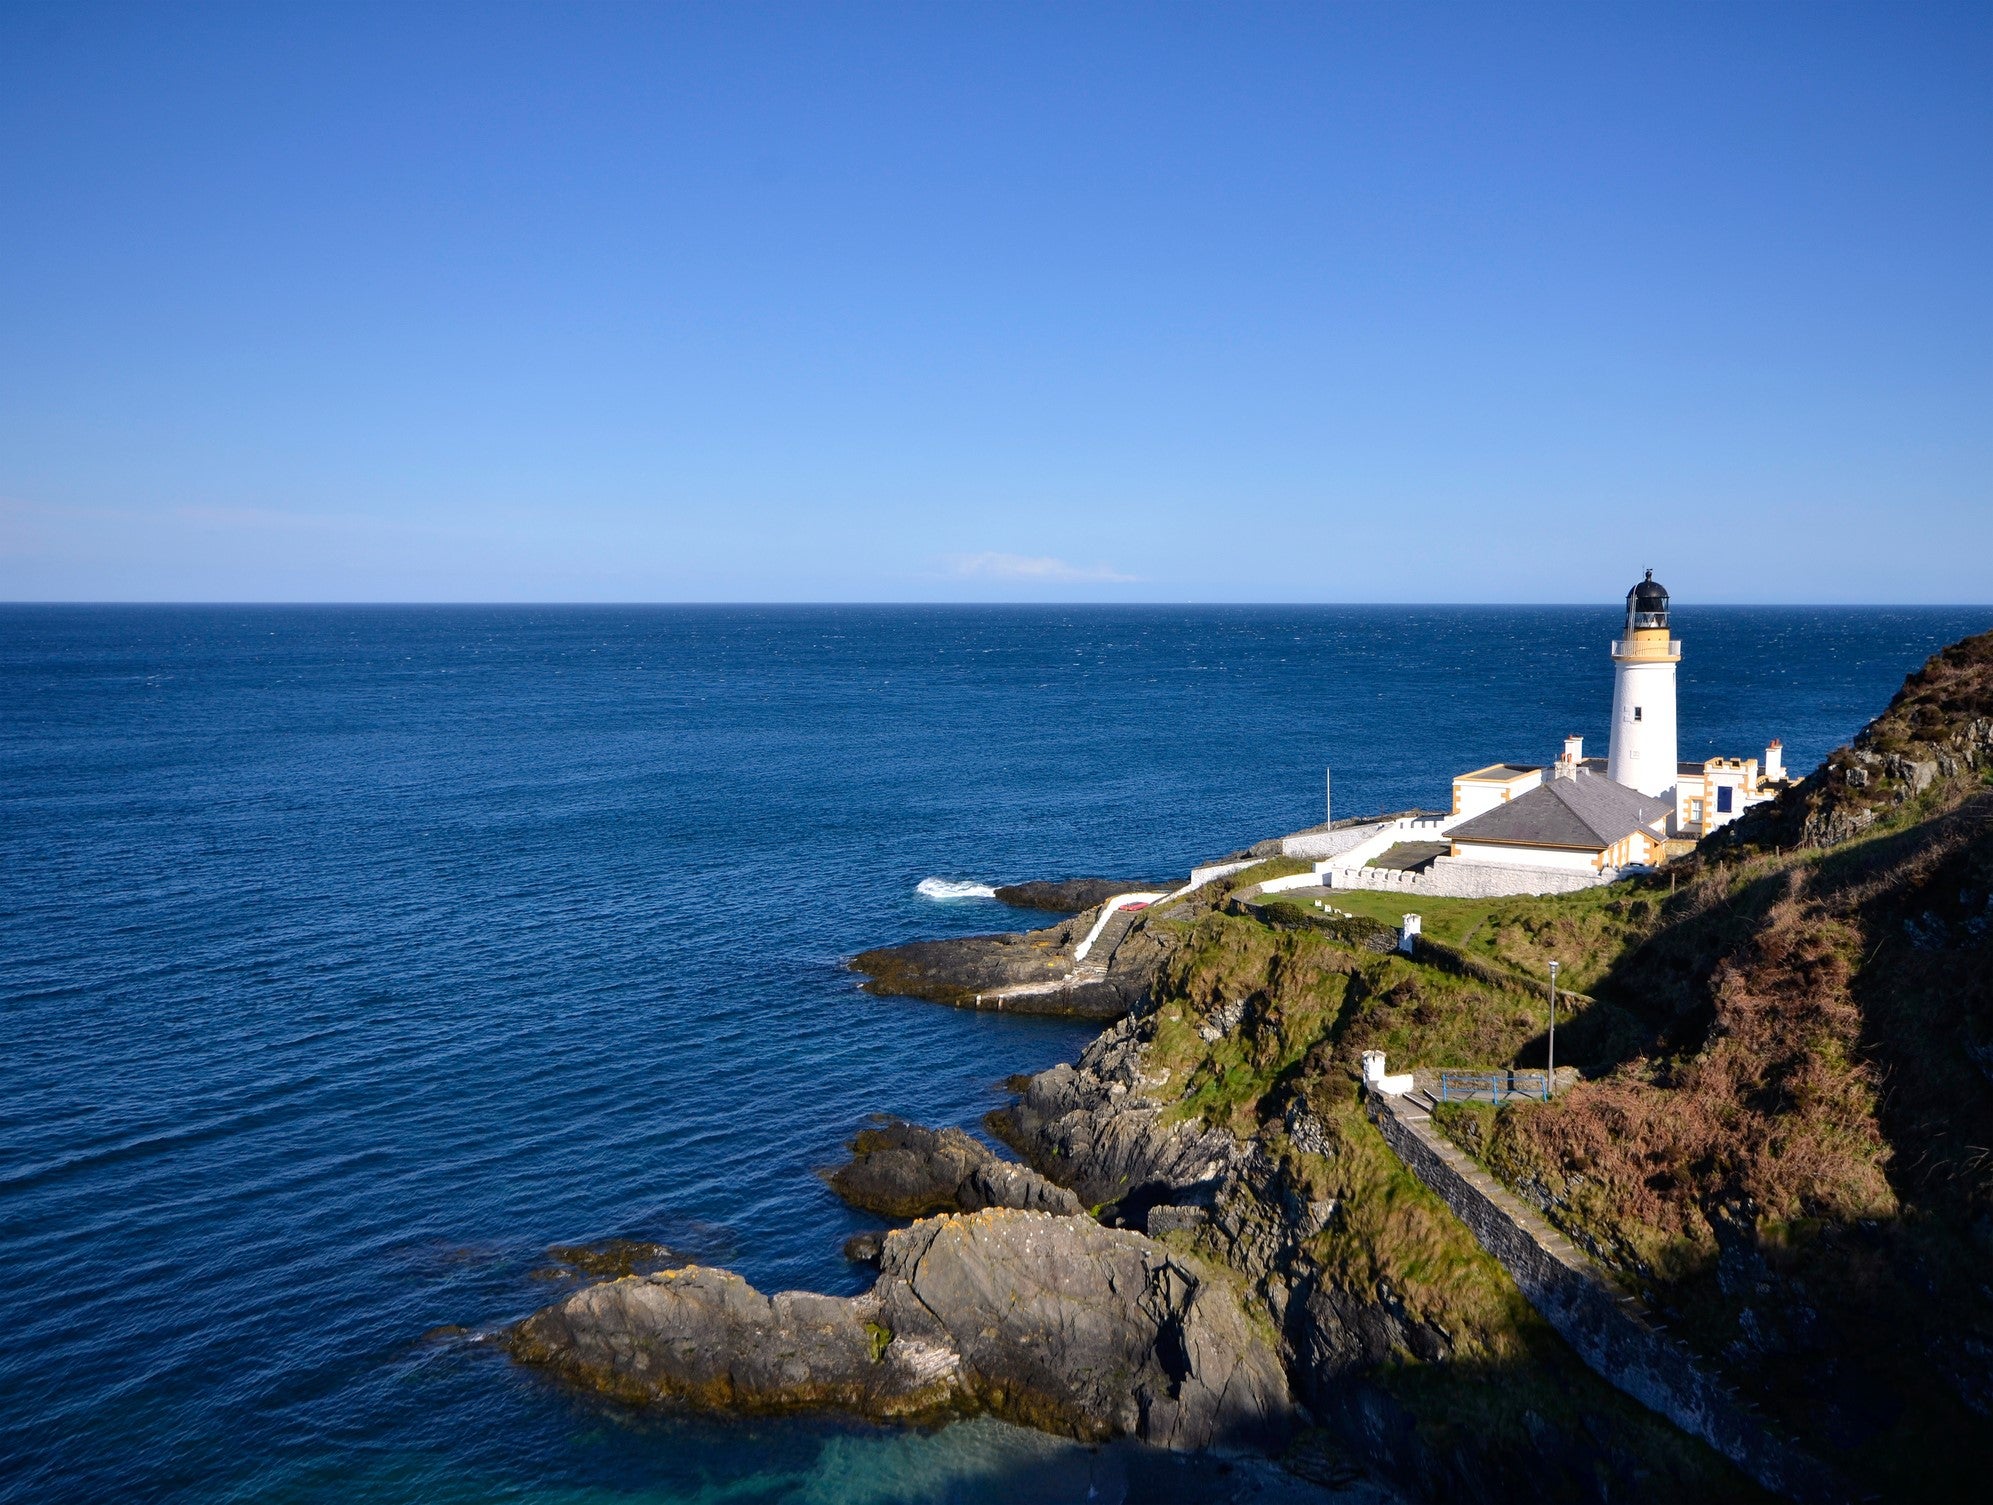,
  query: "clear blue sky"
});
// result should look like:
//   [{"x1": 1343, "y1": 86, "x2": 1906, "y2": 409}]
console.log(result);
[{"x1": 1, "y1": 2, "x2": 1987, "y2": 603}]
